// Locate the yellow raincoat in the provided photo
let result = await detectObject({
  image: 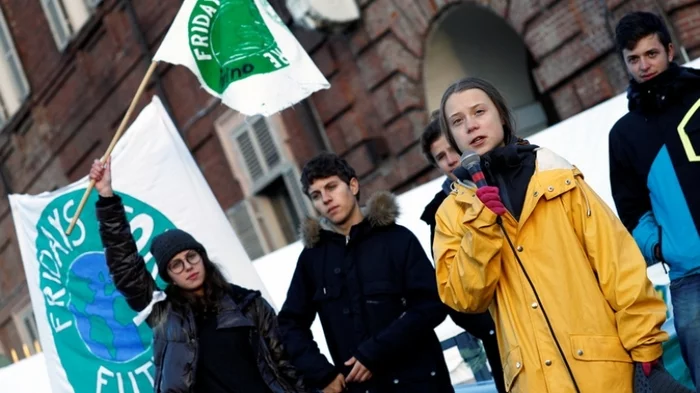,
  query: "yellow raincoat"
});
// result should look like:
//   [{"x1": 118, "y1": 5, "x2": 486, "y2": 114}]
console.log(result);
[{"x1": 434, "y1": 148, "x2": 668, "y2": 393}]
